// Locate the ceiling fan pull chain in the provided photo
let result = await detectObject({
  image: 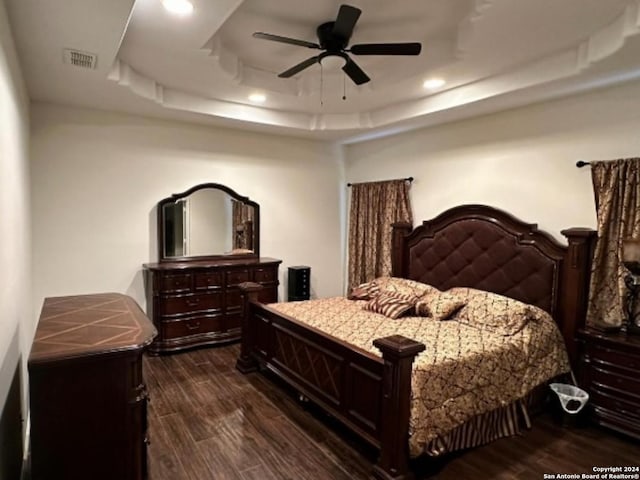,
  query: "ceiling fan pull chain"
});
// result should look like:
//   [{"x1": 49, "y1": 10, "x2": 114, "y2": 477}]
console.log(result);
[
  {"x1": 343, "y1": 74, "x2": 347, "y2": 101},
  {"x1": 320, "y1": 62, "x2": 324, "y2": 107}
]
